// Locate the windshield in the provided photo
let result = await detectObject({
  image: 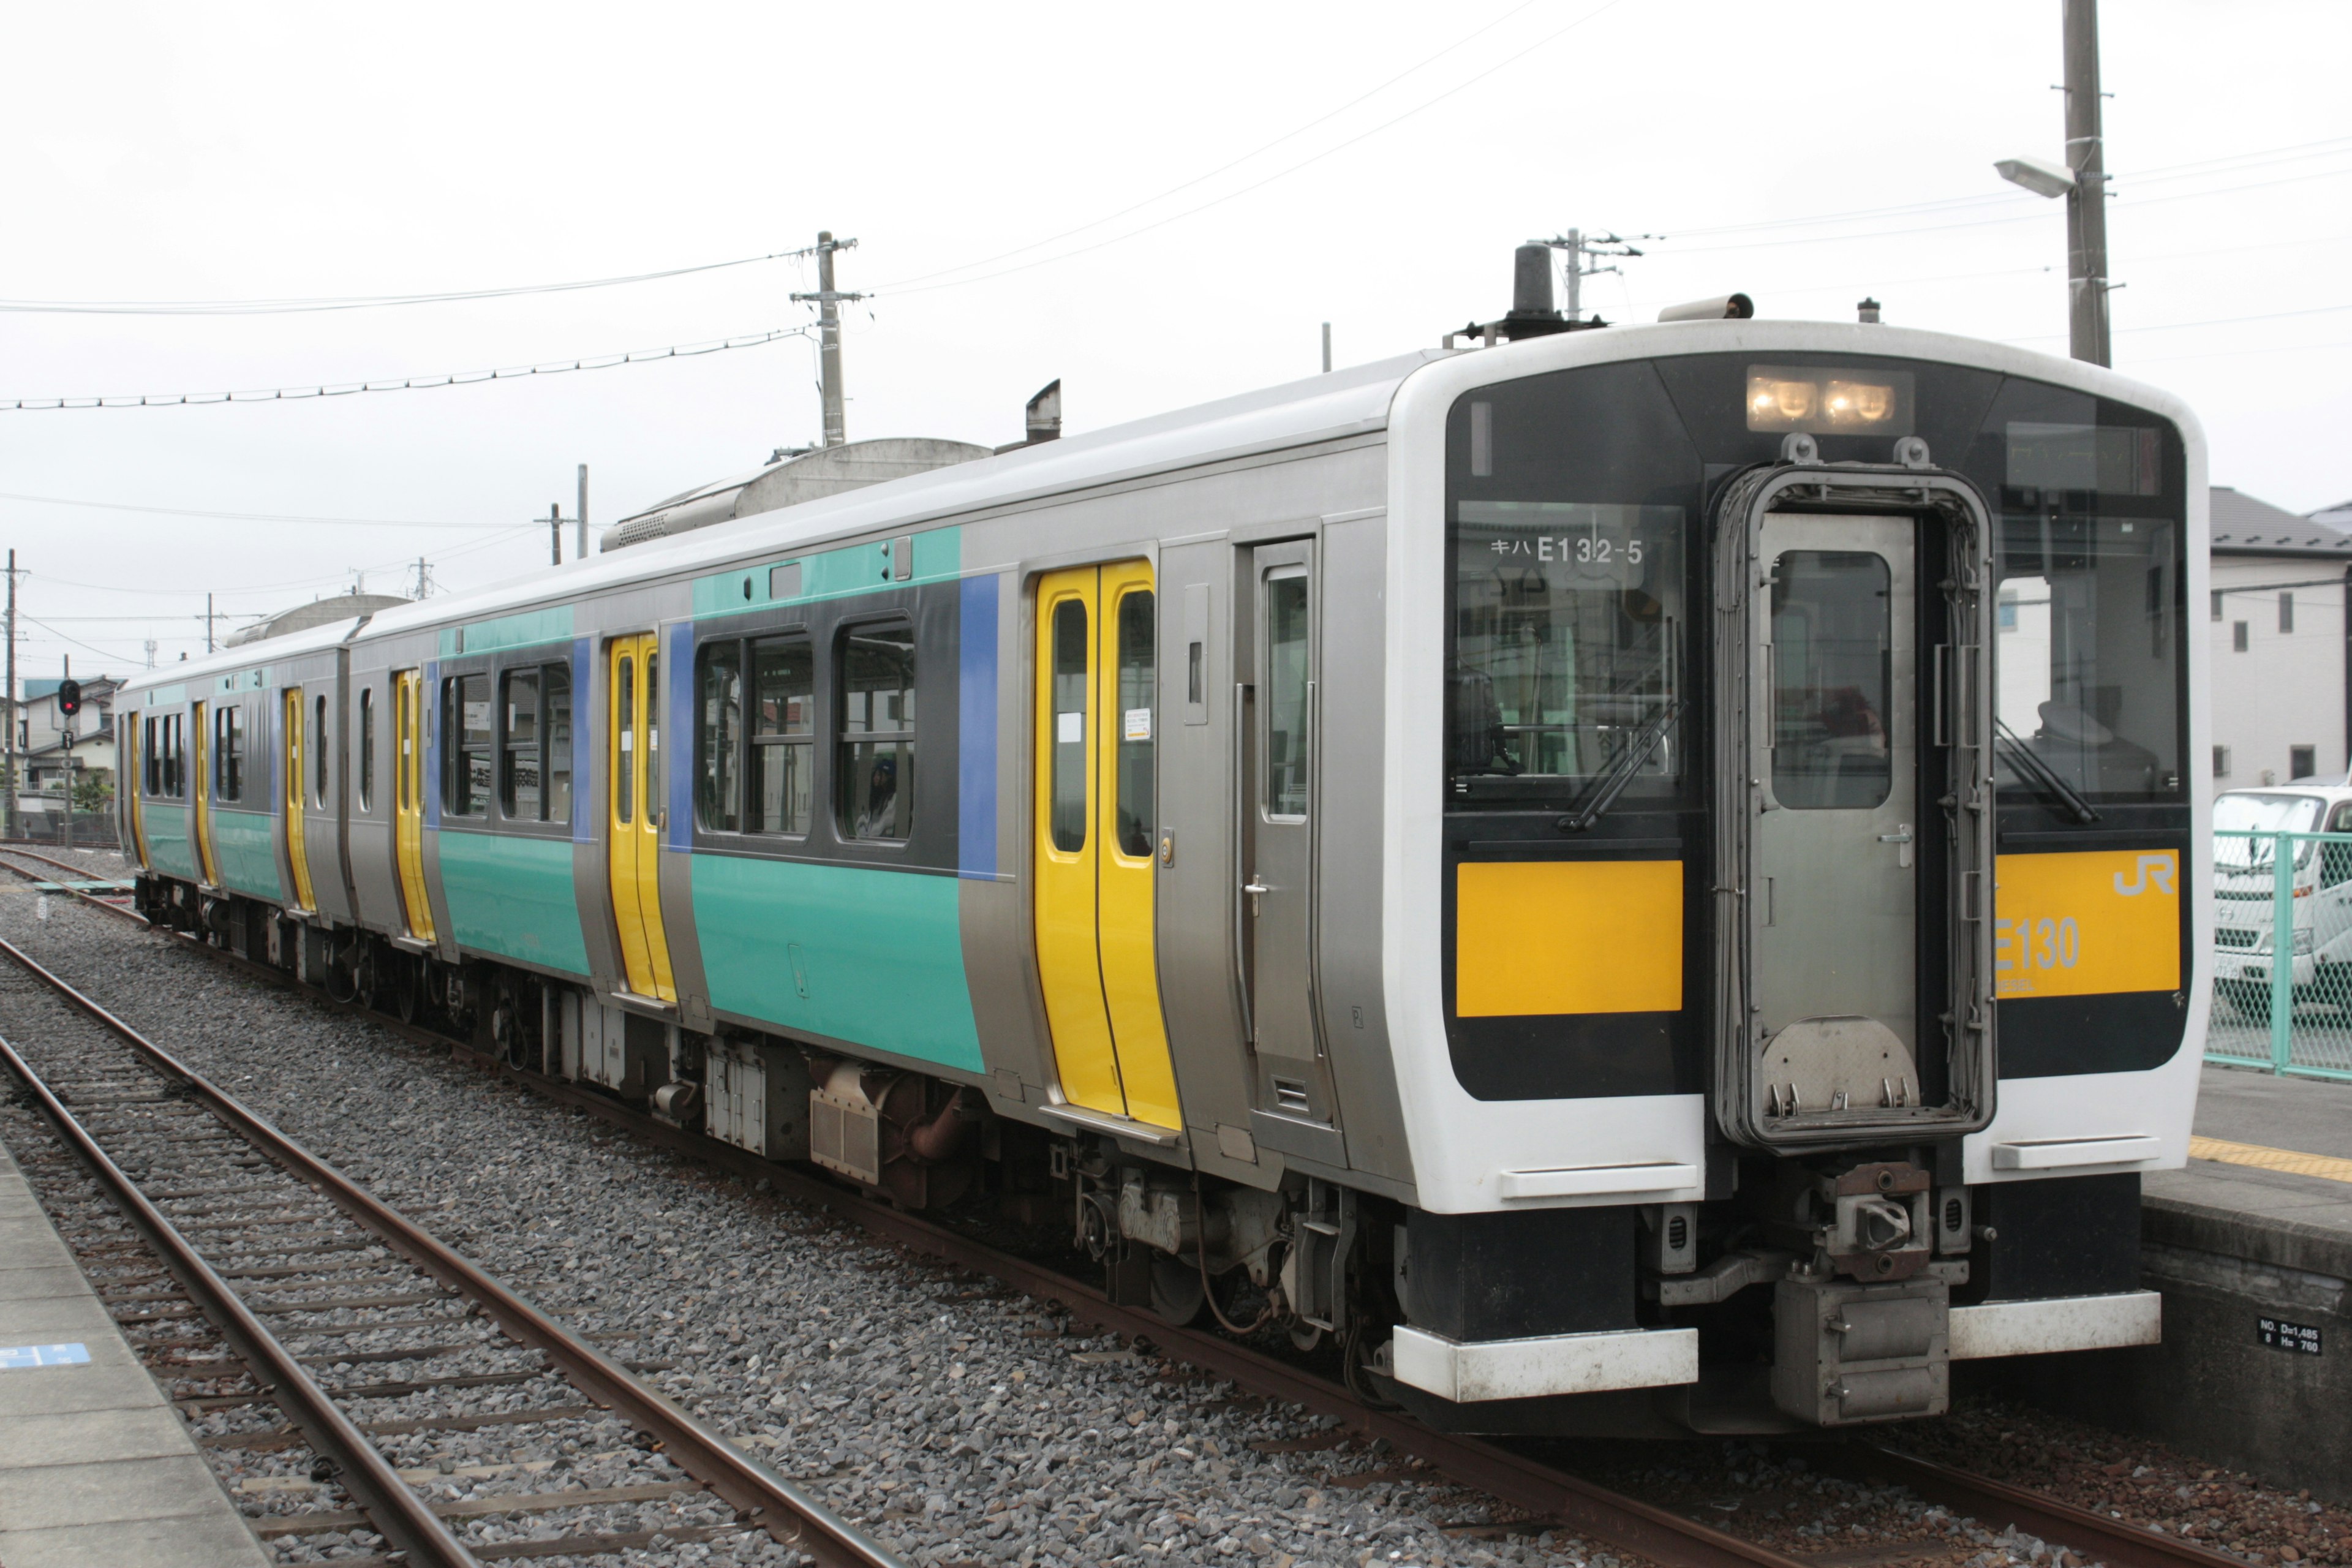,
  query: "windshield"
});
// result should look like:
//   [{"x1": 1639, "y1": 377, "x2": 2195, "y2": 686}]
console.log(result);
[
  {"x1": 1450, "y1": 502, "x2": 1684, "y2": 785},
  {"x1": 1989, "y1": 402, "x2": 2185, "y2": 804},
  {"x1": 2214, "y1": 791, "x2": 2324, "y2": 874}
]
